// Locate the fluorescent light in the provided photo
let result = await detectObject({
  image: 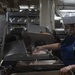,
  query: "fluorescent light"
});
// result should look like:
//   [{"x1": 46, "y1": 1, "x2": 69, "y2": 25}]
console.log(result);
[
  {"x1": 19, "y1": 5, "x2": 28, "y2": 9},
  {"x1": 55, "y1": 28, "x2": 64, "y2": 31},
  {"x1": 59, "y1": 10, "x2": 75, "y2": 17},
  {"x1": 30, "y1": 5, "x2": 34, "y2": 9},
  {"x1": 59, "y1": 10, "x2": 75, "y2": 12},
  {"x1": 62, "y1": 0, "x2": 75, "y2": 4}
]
